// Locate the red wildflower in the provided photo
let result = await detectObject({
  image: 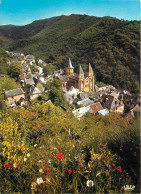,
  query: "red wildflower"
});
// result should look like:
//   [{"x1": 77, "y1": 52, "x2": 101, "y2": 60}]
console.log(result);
[
  {"x1": 126, "y1": 175, "x2": 130, "y2": 178},
  {"x1": 15, "y1": 164, "x2": 20, "y2": 169},
  {"x1": 4, "y1": 163, "x2": 13, "y2": 168},
  {"x1": 68, "y1": 169, "x2": 72, "y2": 174},
  {"x1": 45, "y1": 169, "x2": 50, "y2": 174},
  {"x1": 56, "y1": 153, "x2": 64, "y2": 160},
  {"x1": 112, "y1": 163, "x2": 115, "y2": 167},
  {"x1": 116, "y1": 166, "x2": 122, "y2": 173},
  {"x1": 4, "y1": 162, "x2": 9, "y2": 168},
  {"x1": 8, "y1": 164, "x2": 13, "y2": 168}
]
